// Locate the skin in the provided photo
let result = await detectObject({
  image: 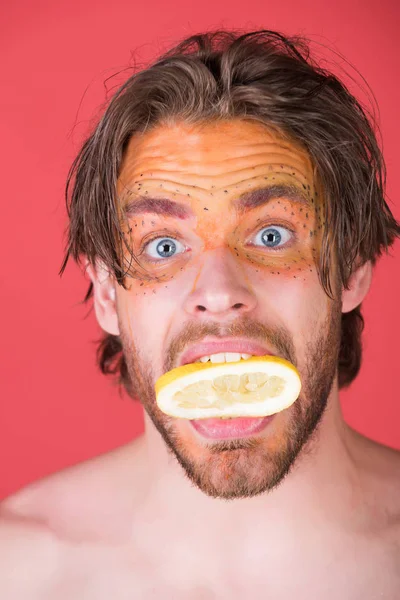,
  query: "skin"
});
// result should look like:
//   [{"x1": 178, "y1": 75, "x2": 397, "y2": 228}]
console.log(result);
[
  {"x1": 0, "y1": 120, "x2": 399, "y2": 599},
  {"x1": 114, "y1": 119, "x2": 338, "y2": 500}
]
